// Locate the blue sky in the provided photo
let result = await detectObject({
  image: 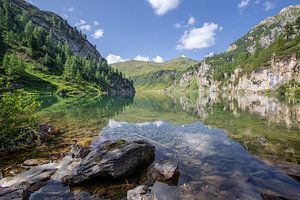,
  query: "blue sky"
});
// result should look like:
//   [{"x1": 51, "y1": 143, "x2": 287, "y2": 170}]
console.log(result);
[{"x1": 28, "y1": 0, "x2": 299, "y2": 63}]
